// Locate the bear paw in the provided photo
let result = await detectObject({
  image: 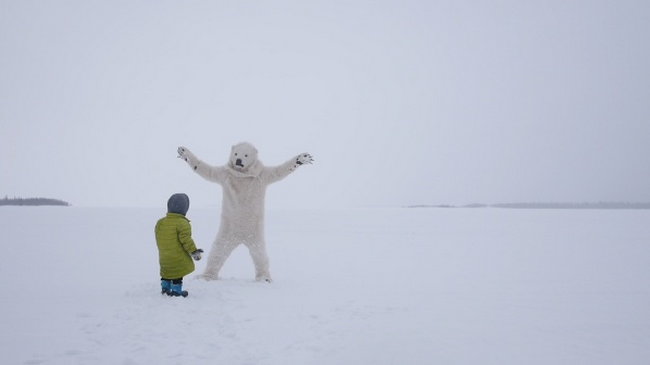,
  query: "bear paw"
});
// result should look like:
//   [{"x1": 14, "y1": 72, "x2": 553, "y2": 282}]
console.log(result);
[
  {"x1": 256, "y1": 276, "x2": 273, "y2": 283},
  {"x1": 196, "y1": 273, "x2": 218, "y2": 281},
  {"x1": 296, "y1": 153, "x2": 313, "y2": 165}
]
